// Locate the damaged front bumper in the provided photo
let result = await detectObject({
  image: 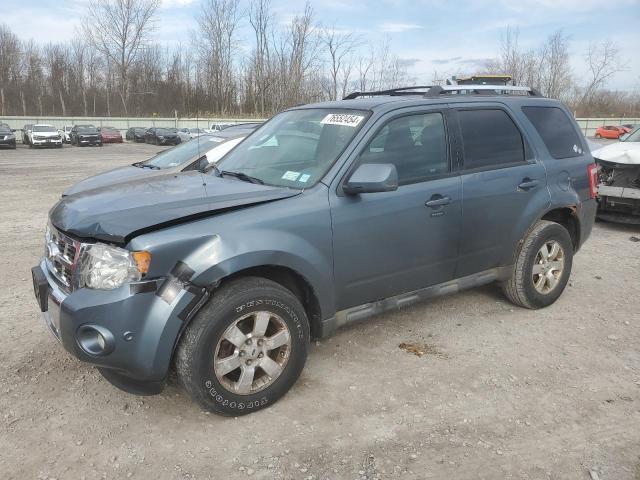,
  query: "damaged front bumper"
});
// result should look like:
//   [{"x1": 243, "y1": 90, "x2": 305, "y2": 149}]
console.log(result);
[
  {"x1": 597, "y1": 159, "x2": 640, "y2": 224},
  {"x1": 31, "y1": 258, "x2": 204, "y2": 394}
]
